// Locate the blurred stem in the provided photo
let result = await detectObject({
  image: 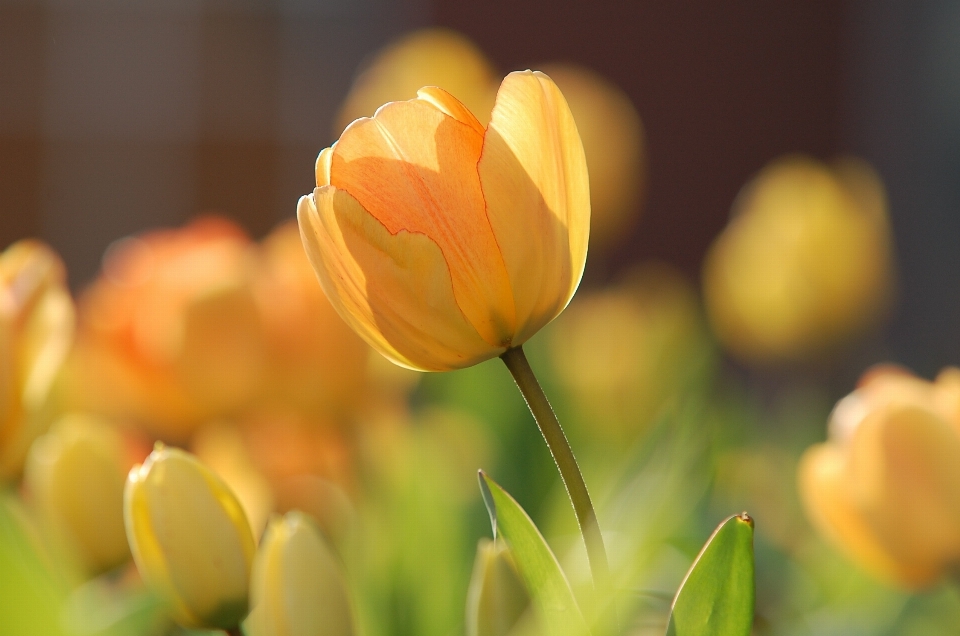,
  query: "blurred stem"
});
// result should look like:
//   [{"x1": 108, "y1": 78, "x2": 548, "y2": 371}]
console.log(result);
[
  {"x1": 500, "y1": 346, "x2": 612, "y2": 597},
  {"x1": 226, "y1": 628, "x2": 243, "y2": 636}
]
